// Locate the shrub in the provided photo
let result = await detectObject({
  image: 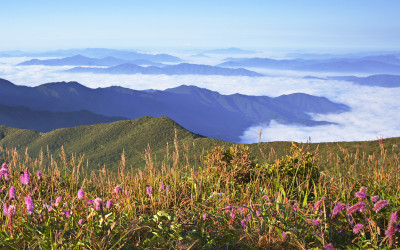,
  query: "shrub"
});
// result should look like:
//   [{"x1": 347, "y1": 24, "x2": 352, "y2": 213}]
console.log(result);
[
  {"x1": 266, "y1": 142, "x2": 320, "y2": 187},
  {"x1": 203, "y1": 145, "x2": 256, "y2": 184}
]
